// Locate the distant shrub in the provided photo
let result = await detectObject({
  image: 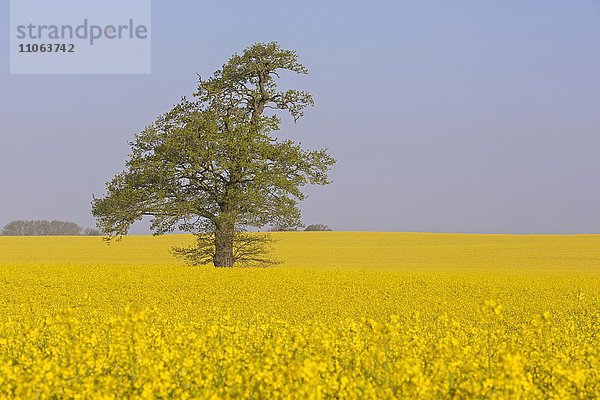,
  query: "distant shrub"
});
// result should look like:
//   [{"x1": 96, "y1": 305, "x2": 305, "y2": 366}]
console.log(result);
[
  {"x1": 304, "y1": 224, "x2": 332, "y2": 231},
  {"x1": 83, "y1": 228, "x2": 102, "y2": 236}
]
